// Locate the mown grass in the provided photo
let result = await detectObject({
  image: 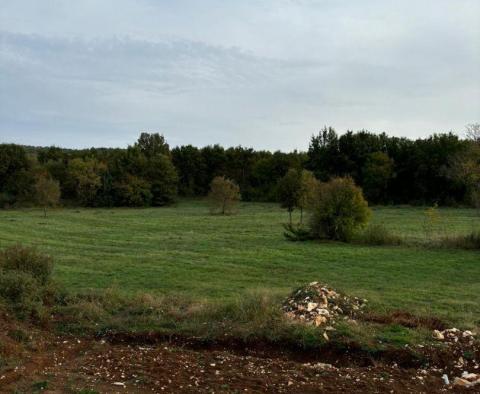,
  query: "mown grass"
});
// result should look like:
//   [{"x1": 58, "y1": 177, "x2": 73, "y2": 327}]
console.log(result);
[{"x1": 0, "y1": 200, "x2": 478, "y2": 329}]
